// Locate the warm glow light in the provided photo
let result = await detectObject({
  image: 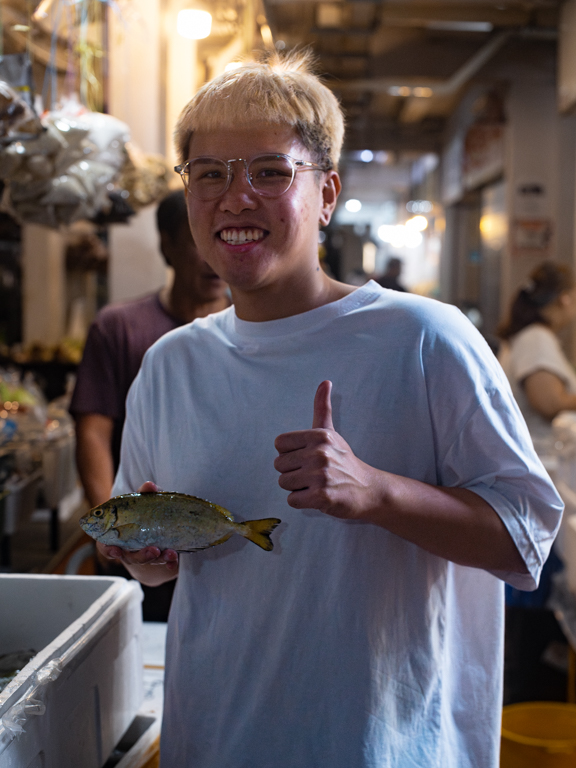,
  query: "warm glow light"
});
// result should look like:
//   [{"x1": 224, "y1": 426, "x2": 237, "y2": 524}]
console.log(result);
[
  {"x1": 177, "y1": 9, "x2": 212, "y2": 40},
  {"x1": 363, "y1": 242, "x2": 376, "y2": 273},
  {"x1": 378, "y1": 224, "x2": 422, "y2": 249},
  {"x1": 413, "y1": 87, "x2": 433, "y2": 98},
  {"x1": 260, "y1": 23, "x2": 274, "y2": 48},
  {"x1": 406, "y1": 215, "x2": 428, "y2": 232},
  {"x1": 345, "y1": 199, "x2": 362, "y2": 213}
]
